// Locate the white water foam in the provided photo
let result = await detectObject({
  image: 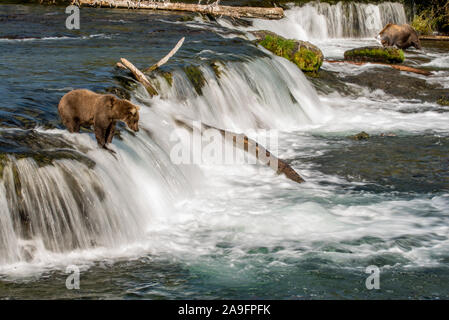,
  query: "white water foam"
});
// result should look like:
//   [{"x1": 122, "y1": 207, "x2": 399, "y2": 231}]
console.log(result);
[{"x1": 1, "y1": 49, "x2": 449, "y2": 277}]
